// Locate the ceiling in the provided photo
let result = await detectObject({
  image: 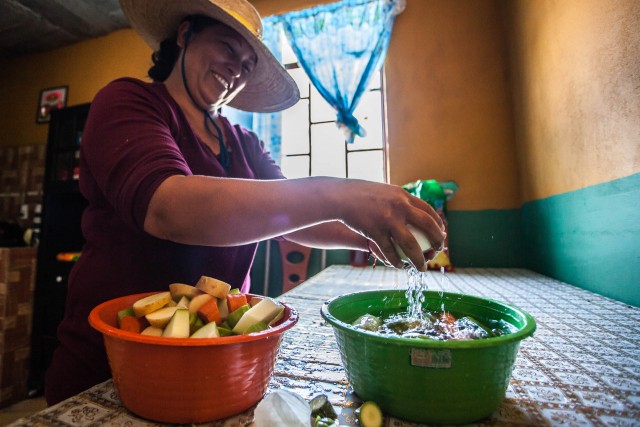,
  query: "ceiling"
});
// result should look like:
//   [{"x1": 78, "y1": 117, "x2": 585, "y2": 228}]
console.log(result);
[{"x1": 0, "y1": 0, "x2": 130, "y2": 59}]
